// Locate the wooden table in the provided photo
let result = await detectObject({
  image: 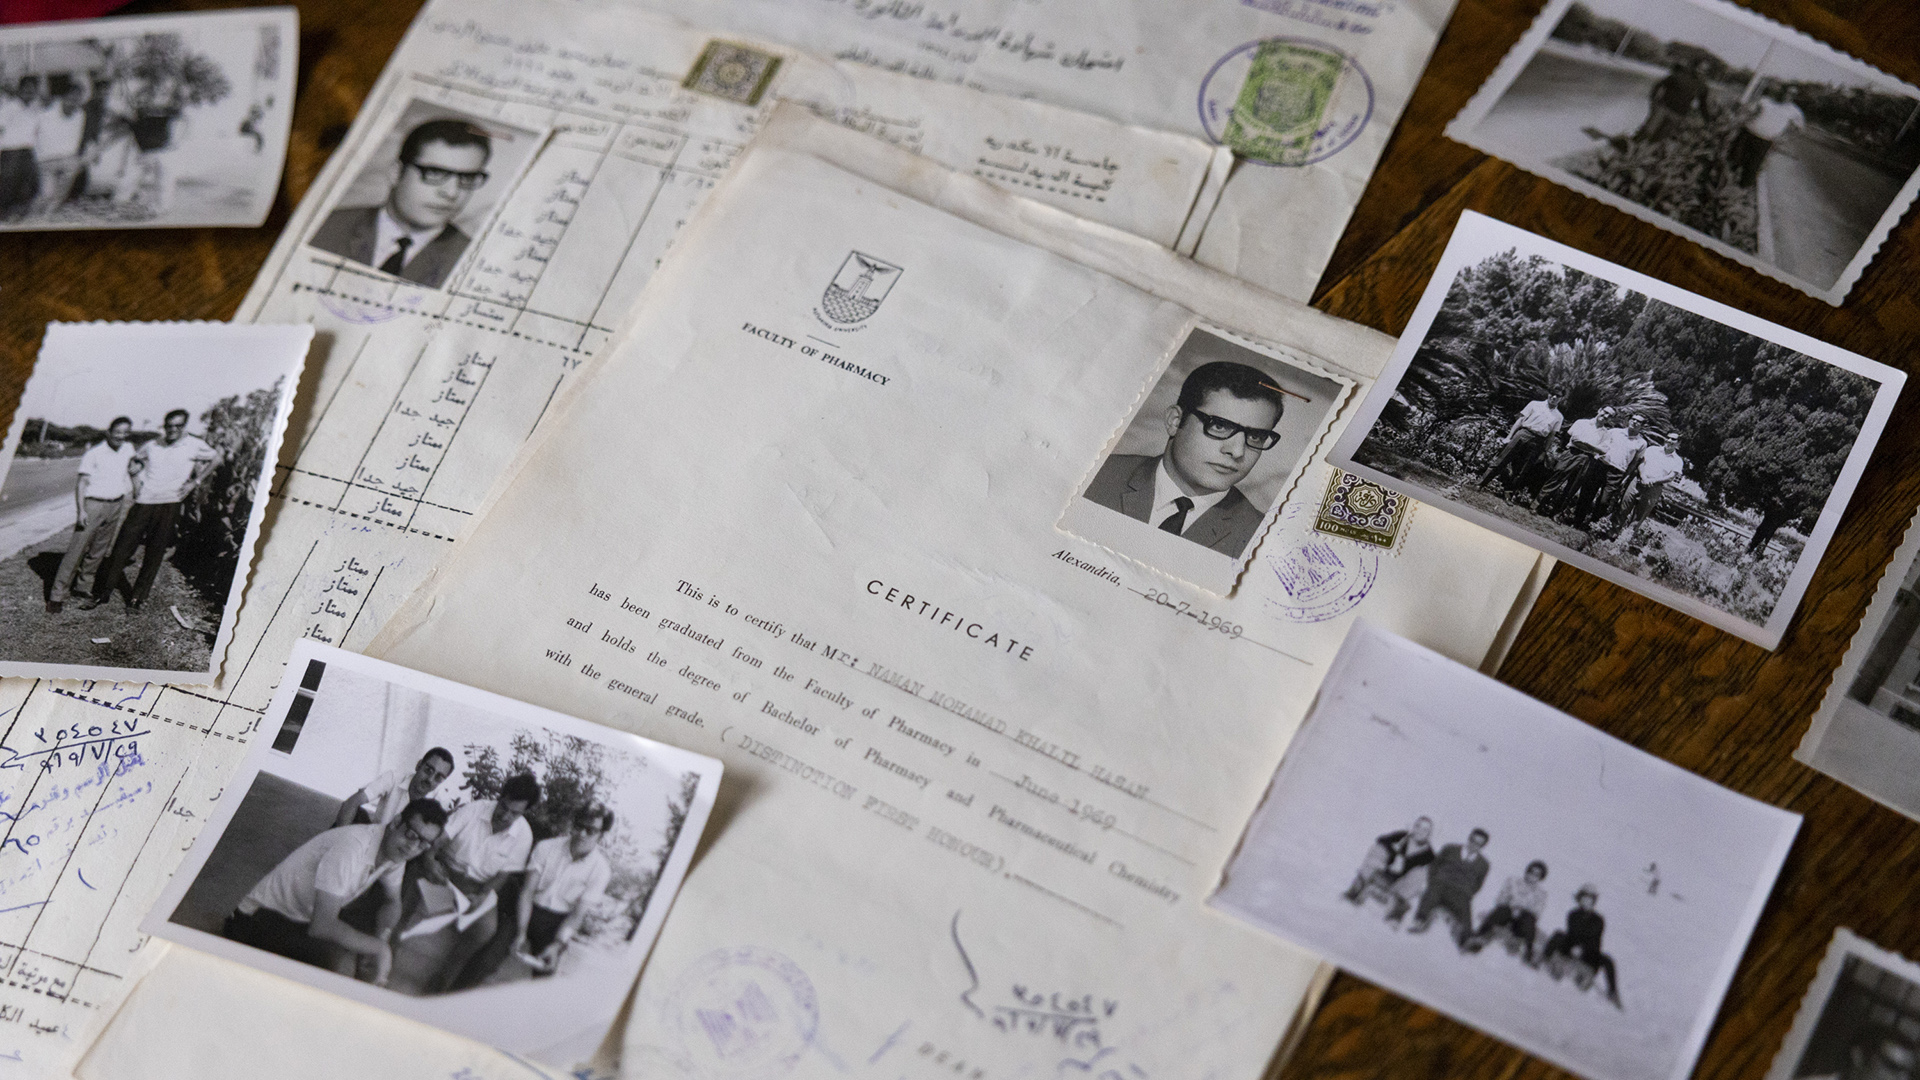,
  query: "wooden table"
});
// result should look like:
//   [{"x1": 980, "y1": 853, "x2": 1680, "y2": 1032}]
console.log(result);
[{"x1": 3, "y1": 2, "x2": 1918, "y2": 1078}]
